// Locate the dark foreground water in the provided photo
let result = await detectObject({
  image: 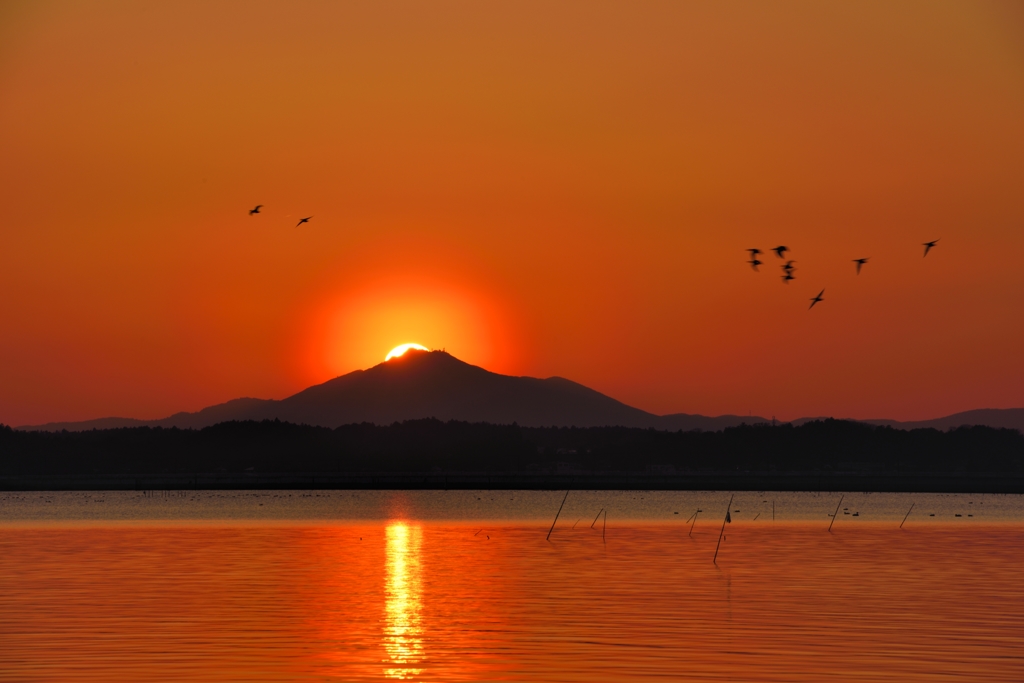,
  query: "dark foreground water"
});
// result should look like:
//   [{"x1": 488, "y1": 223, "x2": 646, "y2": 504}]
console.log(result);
[{"x1": 2, "y1": 491, "x2": 1023, "y2": 681}]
